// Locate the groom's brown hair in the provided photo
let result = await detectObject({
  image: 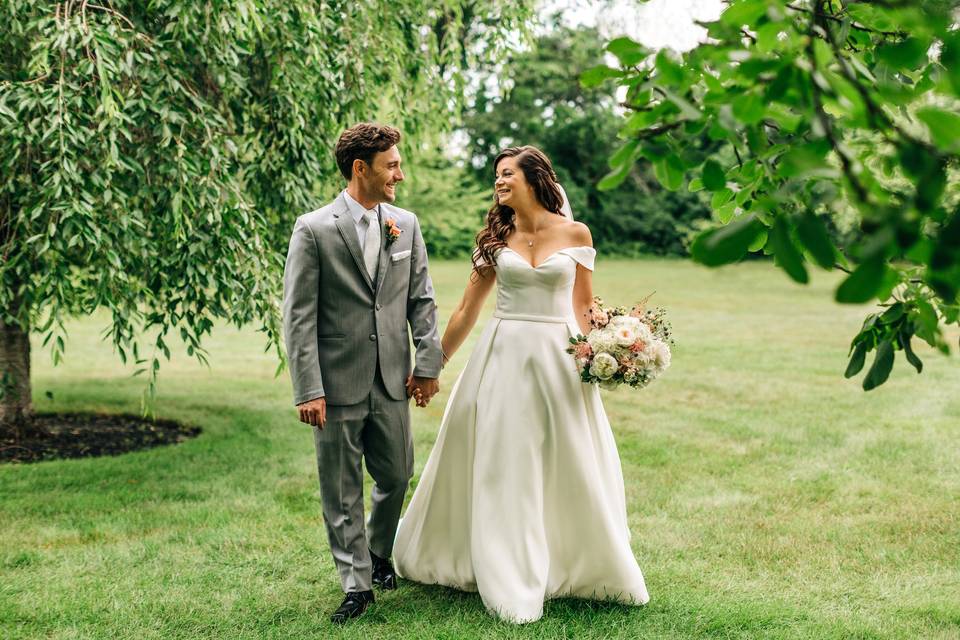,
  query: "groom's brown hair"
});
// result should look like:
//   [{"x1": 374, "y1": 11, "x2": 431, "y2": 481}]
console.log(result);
[{"x1": 335, "y1": 123, "x2": 401, "y2": 180}]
